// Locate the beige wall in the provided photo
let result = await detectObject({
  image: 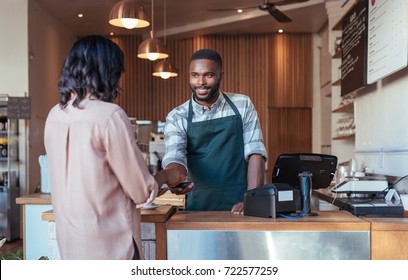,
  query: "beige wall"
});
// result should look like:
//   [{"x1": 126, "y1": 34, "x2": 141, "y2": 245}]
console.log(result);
[
  {"x1": 27, "y1": 1, "x2": 76, "y2": 193},
  {"x1": 316, "y1": 23, "x2": 332, "y2": 155}
]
